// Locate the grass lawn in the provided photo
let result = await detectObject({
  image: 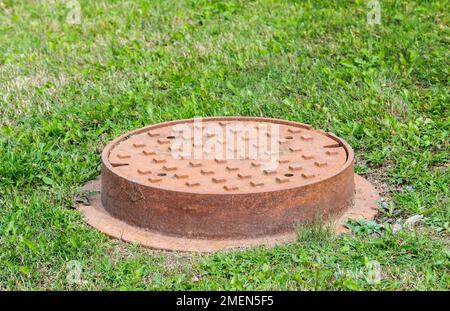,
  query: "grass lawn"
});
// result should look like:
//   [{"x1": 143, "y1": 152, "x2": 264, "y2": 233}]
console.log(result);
[{"x1": 0, "y1": 0, "x2": 448, "y2": 290}]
